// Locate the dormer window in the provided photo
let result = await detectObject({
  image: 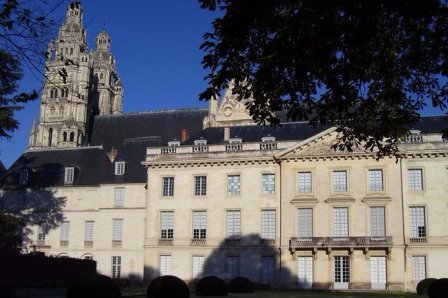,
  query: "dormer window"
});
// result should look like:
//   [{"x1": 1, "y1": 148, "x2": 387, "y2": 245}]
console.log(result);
[
  {"x1": 261, "y1": 135, "x2": 276, "y2": 142},
  {"x1": 64, "y1": 167, "x2": 75, "y2": 185},
  {"x1": 115, "y1": 161, "x2": 126, "y2": 176},
  {"x1": 405, "y1": 129, "x2": 423, "y2": 143},
  {"x1": 194, "y1": 138, "x2": 207, "y2": 146},
  {"x1": 19, "y1": 169, "x2": 28, "y2": 186},
  {"x1": 229, "y1": 137, "x2": 242, "y2": 144},
  {"x1": 168, "y1": 139, "x2": 180, "y2": 147}
]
